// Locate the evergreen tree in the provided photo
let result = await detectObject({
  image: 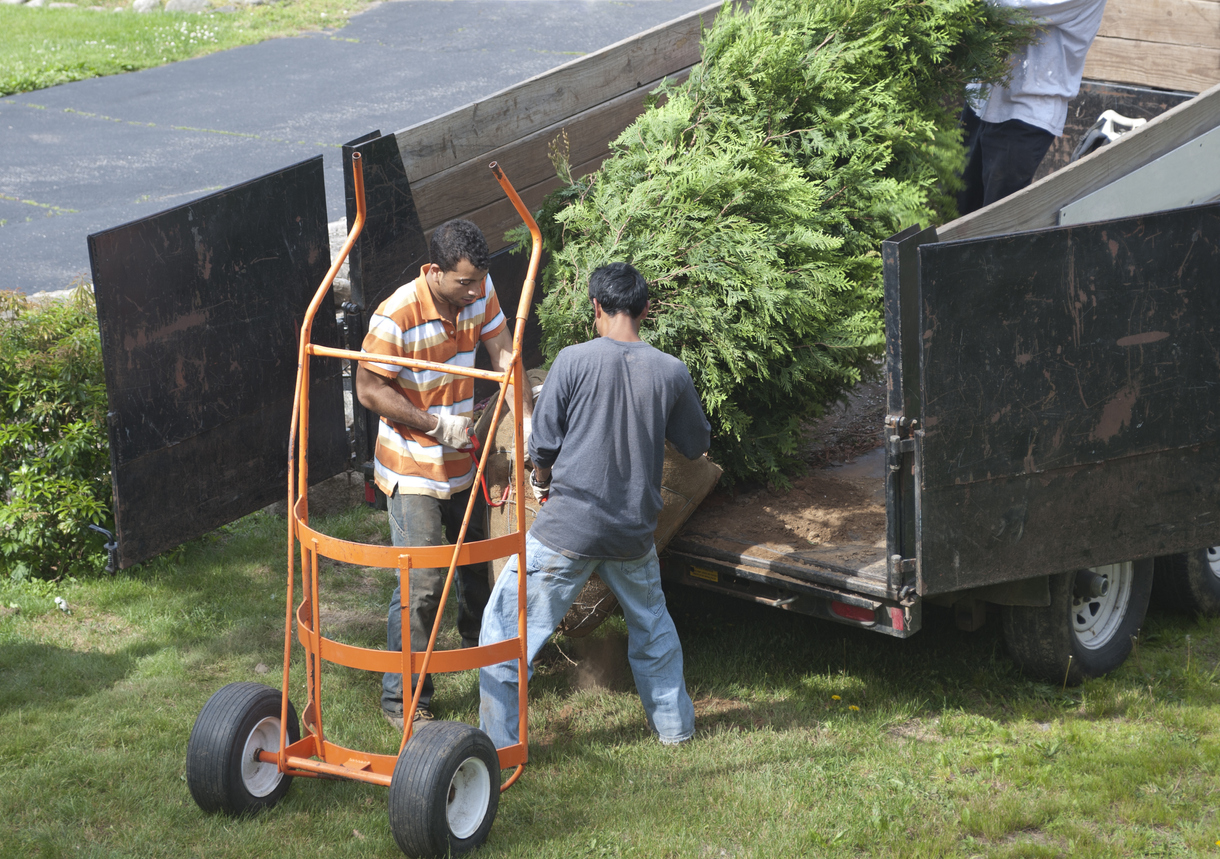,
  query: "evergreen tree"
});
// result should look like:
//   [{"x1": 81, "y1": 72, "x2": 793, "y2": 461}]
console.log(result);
[{"x1": 528, "y1": 0, "x2": 1032, "y2": 484}]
